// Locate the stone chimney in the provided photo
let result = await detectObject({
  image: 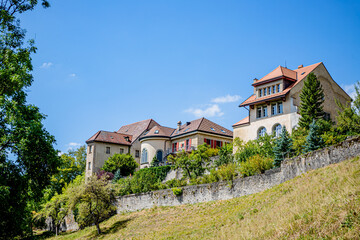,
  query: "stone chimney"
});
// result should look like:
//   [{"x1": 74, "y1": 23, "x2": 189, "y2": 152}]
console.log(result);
[
  {"x1": 253, "y1": 78, "x2": 258, "y2": 83},
  {"x1": 298, "y1": 64, "x2": 303, "y2": 69},
  {"x1": 177, "y1": 121, "x2": 182, "y2": 131}
]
